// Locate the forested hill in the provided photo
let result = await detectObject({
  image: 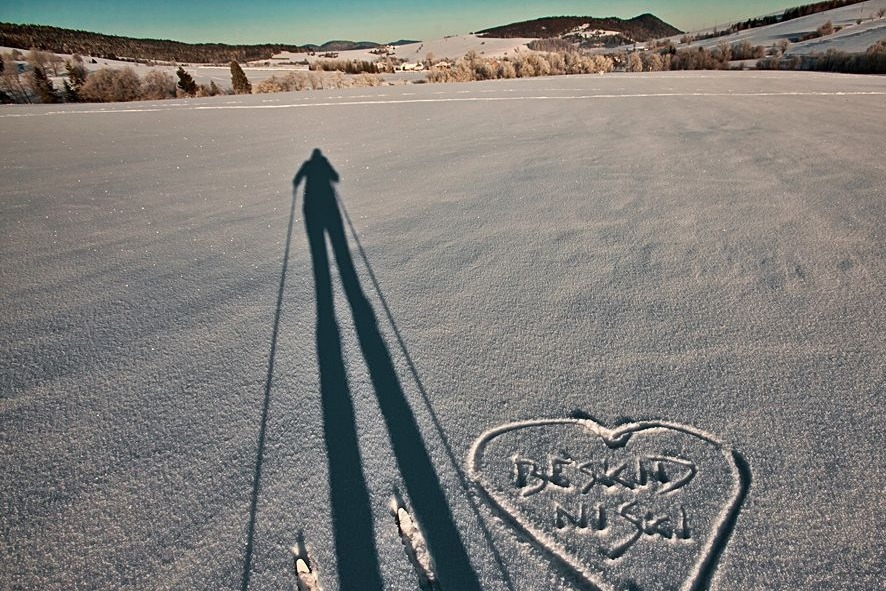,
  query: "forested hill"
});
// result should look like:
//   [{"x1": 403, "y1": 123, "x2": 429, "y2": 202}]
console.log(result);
[
  {"x1": 478, "y1": 14, "x2": 682, "y2": 41},
  {"x1": 0, "y1": 22, "x2": 308, "y2": 63}
]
